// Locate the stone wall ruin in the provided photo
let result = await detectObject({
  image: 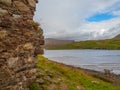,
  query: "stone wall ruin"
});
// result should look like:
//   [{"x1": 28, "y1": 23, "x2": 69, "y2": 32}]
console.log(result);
[{"x1": 0, "y1": 0, "x2": 44, "y2": 90}]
